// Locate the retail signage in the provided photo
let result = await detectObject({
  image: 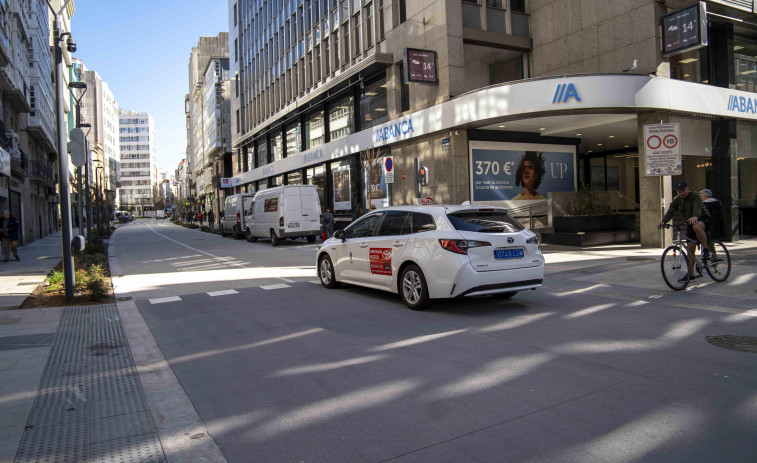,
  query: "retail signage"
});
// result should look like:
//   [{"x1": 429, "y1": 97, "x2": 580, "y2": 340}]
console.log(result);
[
  {"x1": 441, "y1": 137, "x2": 451, "y2": 150},
  {"x1": 661, "y1": 2, "x2": 708, "y2": 56},
  {"x1": 333, "y1": 164, "x2": 352, "y2": 211},
  {"x1": 375, "y1": 119, "x2": 414, "y2": 142},
  {"x1": 0, "y1": 148, "x2": 10, "y2": 177},
  {"x1": 552, "y1": 83, "x2": 581, "y2": 104},
  {"x1": 403, "y1": 48, "x2": 438, "y2": 84},
  {"x1": 384, "y1": 156, "x2": 394, "y2": 184},
  {"x1": 470, "y1": 142, "x2": 576, "y2": 202},
  {"x1": 643, "y1": 123, "x2": 681, "y2": 176},
  {"x1": 725, "y1": 94, "x2": 757, "y2": 115}
]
